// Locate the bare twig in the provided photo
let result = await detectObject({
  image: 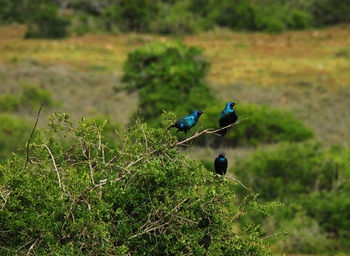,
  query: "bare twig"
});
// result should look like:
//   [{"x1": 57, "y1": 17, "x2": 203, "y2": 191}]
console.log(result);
[
  {"x1": 23, "y1": 102, "x2": 44, "y2": 170},
  {"x1": 225, "y1": 176, "x2": 250, "y2": 190},
  {"x1": 140, "y1": 124, "x2": 148, "y2": 153},
  {"x1": 231, "y1": 211, "x2": 243, "y2": 222},
  {"x1": 26, "y1": 238, "x2": 39, "y2": 256},
  {"x1": 87, "y1": 149, "x2": 95, "y2": 185},
  {"x1": 175, "y1": 118, "x2": 248, "y2": 147},
  {"x1": 0, "y1": 189, "x2": 11, "y2": 210},
  {"x1": 97, "y1": 131, "x2": 102, "y2": 150},
  {"x1": 262, "y1": 232, "x2": 284, "y2": 240},
  {"x1": 43, "y1": 144, "x2": 64, "y2": 191}
]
